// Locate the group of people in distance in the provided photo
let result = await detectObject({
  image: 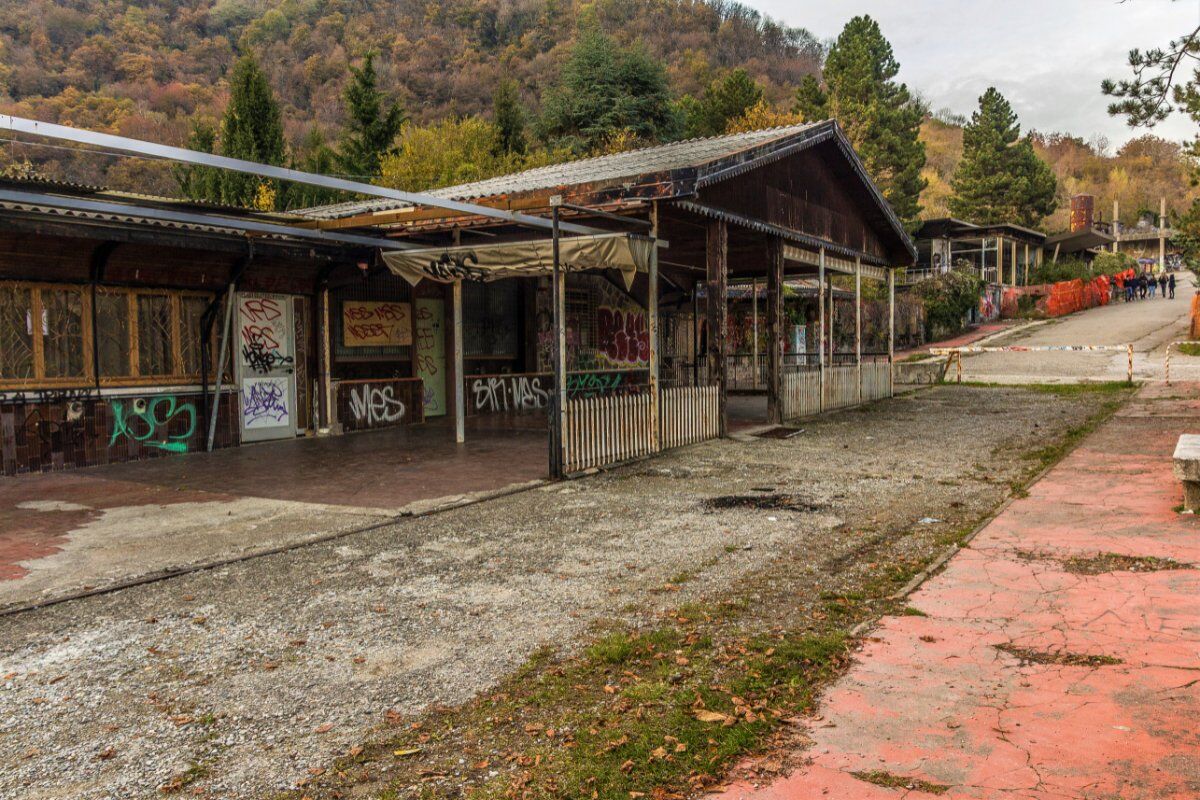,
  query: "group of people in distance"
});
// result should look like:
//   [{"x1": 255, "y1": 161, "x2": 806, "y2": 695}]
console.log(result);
[{"x1": 1114, "y1": 267, "x2": 1175, "y2": 303}]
